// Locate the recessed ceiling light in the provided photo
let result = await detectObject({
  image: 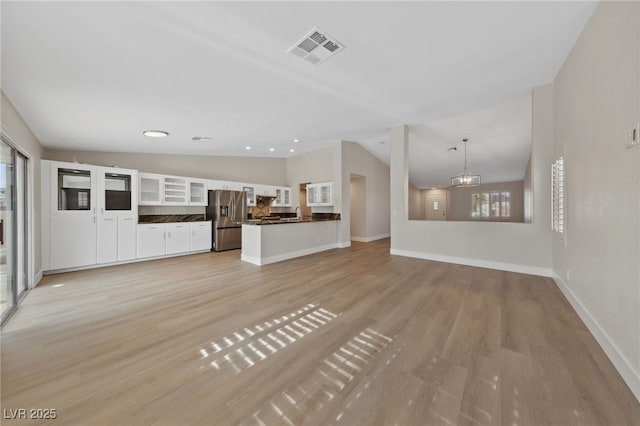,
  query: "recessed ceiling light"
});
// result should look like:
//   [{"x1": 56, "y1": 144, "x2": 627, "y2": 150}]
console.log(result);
[
  {"x1": 431, "y1": 187, "x2": 437, "y2": 190},
  {"x1": 293, "y1": 139, "x2": 300, "y2": 143},
  {"x1": 269, "y1": 148, "x2": 275, "y2": 152},
  {"x1": 289, "y1": 149, "x2": 295, "y2": 153},
  {"x1": 143, "y1": 130, "x2": 169, "y2": 138},
  {"x1": 245, "y1": 146, "x2": 252, "y2": 150}
]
